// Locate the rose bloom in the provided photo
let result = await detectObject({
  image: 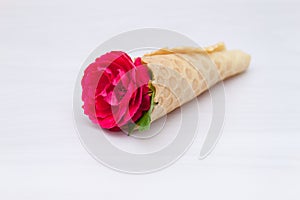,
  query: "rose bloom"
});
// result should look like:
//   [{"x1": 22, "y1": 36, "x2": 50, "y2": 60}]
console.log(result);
[{"x1": 81, "y1": 51, "x2": 150, "y2": 131}]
